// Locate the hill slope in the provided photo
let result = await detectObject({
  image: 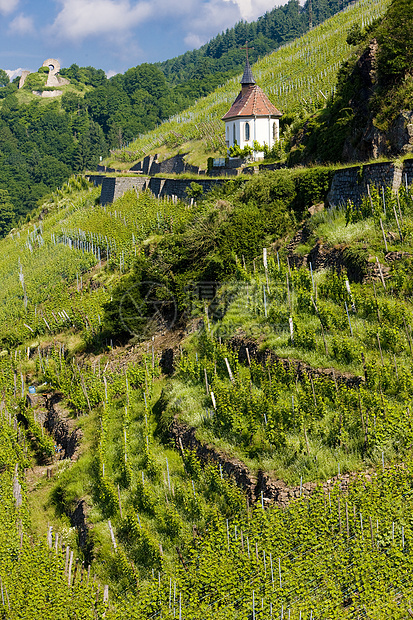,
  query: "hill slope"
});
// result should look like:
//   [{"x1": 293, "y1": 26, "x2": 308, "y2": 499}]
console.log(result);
[
  {"x1": 1, "y1": 150, "x2": 413, "y2": 615},
  {"x1": 107, "y1": 0, "x2": 390, "y2": 168},
  {"x1": 0, "y1": 0, "x2": 357, "y2": 228},
  {"x1": 289, "y1": 0, "x2": 413, "y2": 163}
]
